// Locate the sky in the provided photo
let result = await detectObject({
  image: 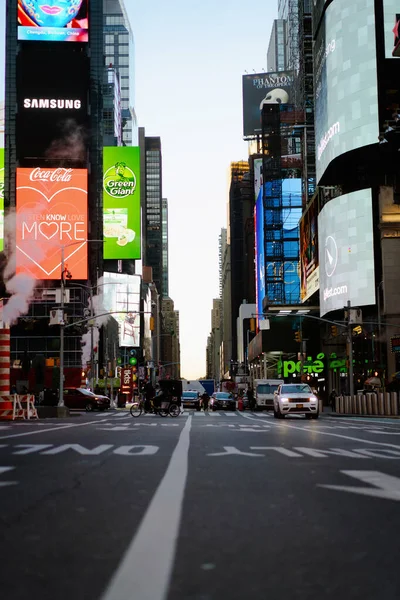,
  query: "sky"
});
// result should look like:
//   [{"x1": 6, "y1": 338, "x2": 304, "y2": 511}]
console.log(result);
[
  {"x1": 0, "y1": 0, "x2": 278, "y2": 380},
  {"x1": 127, "y1": 0, "x2": 277, "y2": 379}
]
